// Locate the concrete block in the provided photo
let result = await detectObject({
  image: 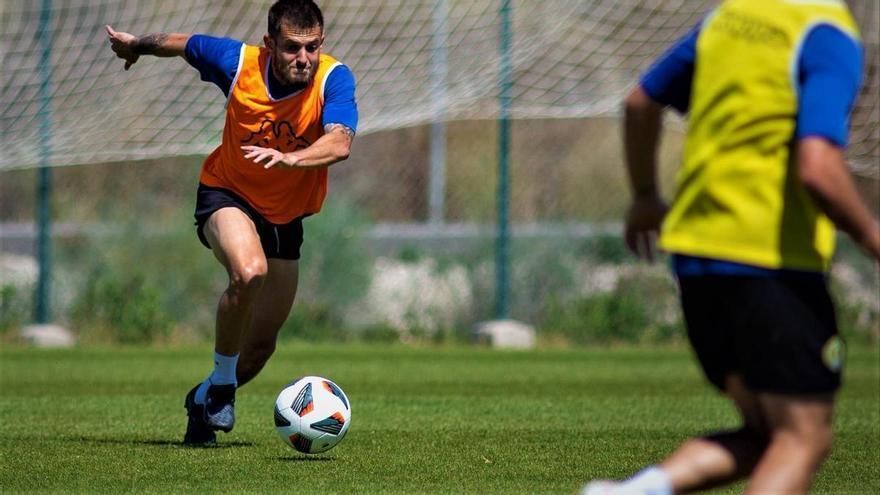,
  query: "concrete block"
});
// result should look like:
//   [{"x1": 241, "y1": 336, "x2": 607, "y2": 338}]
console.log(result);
[
  {"x1": 474, "y1": 319, "x2": 536, "y2": 349},
  {"x1": 20, "y1": 324, "x2": 75, "y2": 348}
]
